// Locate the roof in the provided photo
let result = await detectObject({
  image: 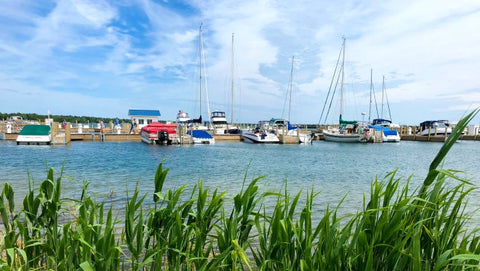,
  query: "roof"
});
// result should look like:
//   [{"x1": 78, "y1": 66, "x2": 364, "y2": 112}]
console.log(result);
[{"x1": 128, "y1": 109, "x2": 161, "y2": 117}]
